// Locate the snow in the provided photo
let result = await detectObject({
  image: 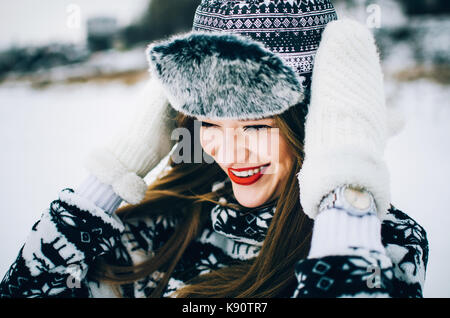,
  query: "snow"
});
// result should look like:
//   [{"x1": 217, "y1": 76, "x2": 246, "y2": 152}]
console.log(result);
[
  {"x1": 383, "y1": 78, "x2": 450, "y2": 297},
  {"x1": 0, "y1": 75, "x2": 449, "y2": 297},
  {"x1": 0, "y1": 80, "x2": 146, "y2": 282}
]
